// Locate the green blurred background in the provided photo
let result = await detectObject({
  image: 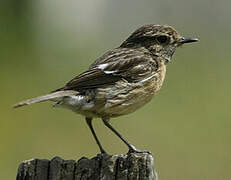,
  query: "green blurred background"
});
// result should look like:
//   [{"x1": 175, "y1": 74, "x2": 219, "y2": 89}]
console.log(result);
[{"x1": 0, "y1": 0, "x2": 230, "y2": 179}]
